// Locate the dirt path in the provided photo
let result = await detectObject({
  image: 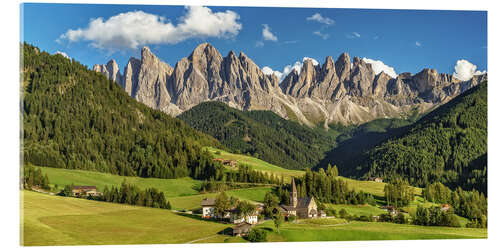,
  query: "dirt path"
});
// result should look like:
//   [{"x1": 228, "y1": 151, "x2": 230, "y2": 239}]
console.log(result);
[{"x1": 185, "y1": 234, "x2": 219, "y2": 244}]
